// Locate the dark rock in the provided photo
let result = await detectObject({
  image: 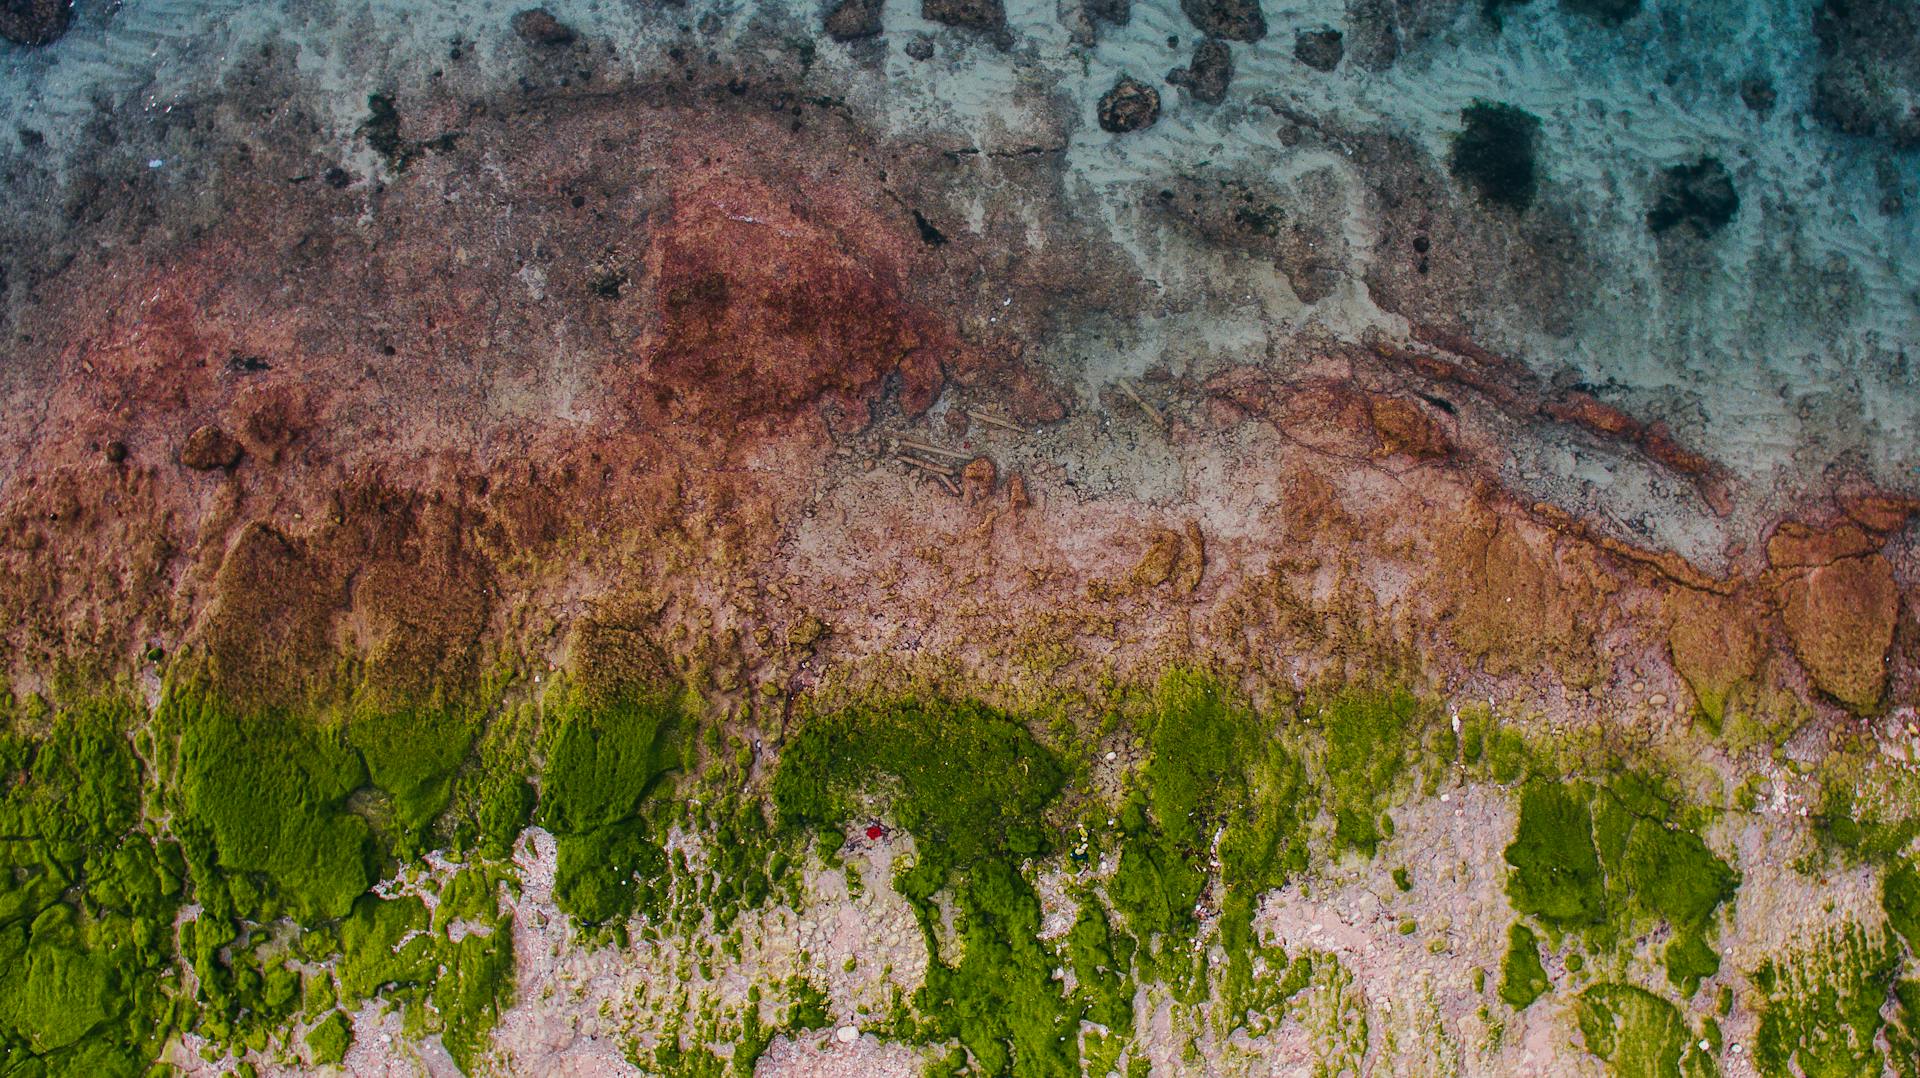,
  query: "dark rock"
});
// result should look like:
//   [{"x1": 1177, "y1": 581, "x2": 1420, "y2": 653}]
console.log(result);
[
  {"x1": 1085, "y1": 0, "x2": 1130, "y2": 26},
  {"x1": 1560, "y1": 0, "x2": 1640, "y2": 23},
  {"x1": 180, "y1": 425, "x2": 244, "y2": 472},
  {"x1": 0, "y1": 0, "x2": 71, "y2": 46},
  {"x1": 904, "y1": 34, "x2": 935, "y2": 59},
  {"x1": 104, "y1": 441, "x2": 127, "y2": 464},
  {"x1": 923, "y1": 0, "x2": 1006, "y2": 31},
  {"x1": 1293, "y1": 27, "x2": 1343, "y2": 71},
  {"x1": 911, "y1": 209, "x2": 948, "y2": 246},
  {"x1": 1097, "y1": 76, "x2": 1161, "y2": 133},
  {"x1": 1811, "y1": 0, "x2": 1920, "y2": 147},
  {"x1": 323, "y1": 166, "x2": 354, "y2": 188},
  {"x1": 1739, "y1": 76, "x2": 1776, "y2": 115},
  {"x1": 1448, "y1": 100, "x2": 1541, "y2": 210},
  {"x1": 1646, "y1": 157, "x2": 1738, "y2": 236},
  {"x1": 824, "y1": 0, "x2": 885, "y2": 40},
  {"x1": 1167, "y1": 39, "x2": 1233, "y2": 104},
  {"x1": 511, "y1": 8, "x2": 577, "y2": 46},
  {"x1": 1179, "y1": 0, "x2": 1265, "y2": 42},
  {"x1": 227, "y1": 354, "x2": 272, "y2": 374}
]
